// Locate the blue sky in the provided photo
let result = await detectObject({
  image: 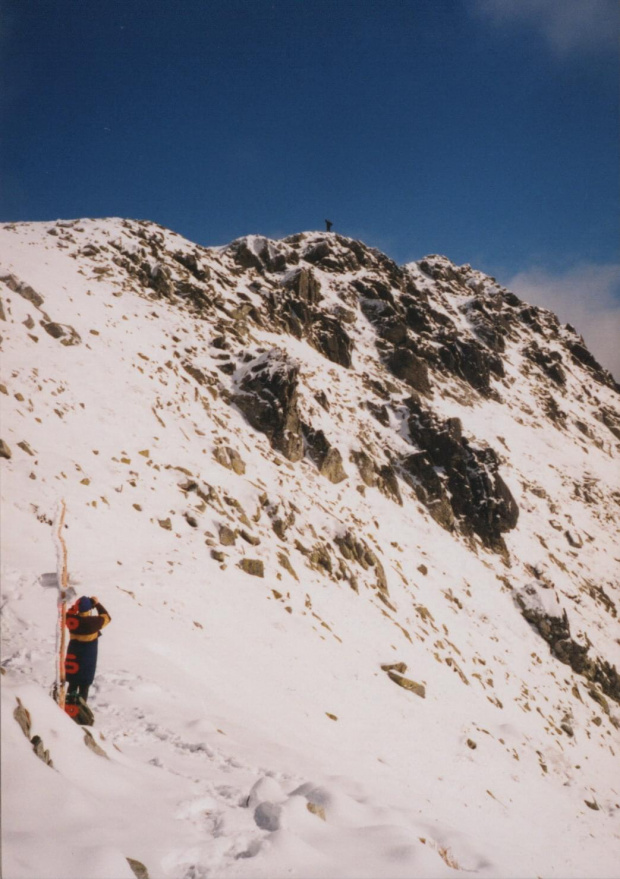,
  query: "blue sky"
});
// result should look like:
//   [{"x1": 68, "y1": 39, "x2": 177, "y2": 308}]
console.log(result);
[{"x1": 2, "y1": 0, "x2": 619, "y2": 373}]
